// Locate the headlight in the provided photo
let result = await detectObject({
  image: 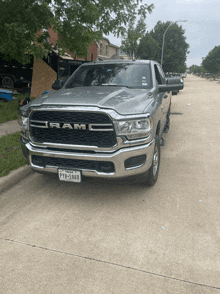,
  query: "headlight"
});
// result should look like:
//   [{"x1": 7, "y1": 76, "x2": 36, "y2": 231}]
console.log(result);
[
  {"x1": 17, "y1": 116, "x2": 29, "y2": 129},
  {"x1": 114, "y1": 117, "x2": 153, "y2": 140},
  {"x1": 17, "y1": 111, "x2": 29, "y2": 138}
]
